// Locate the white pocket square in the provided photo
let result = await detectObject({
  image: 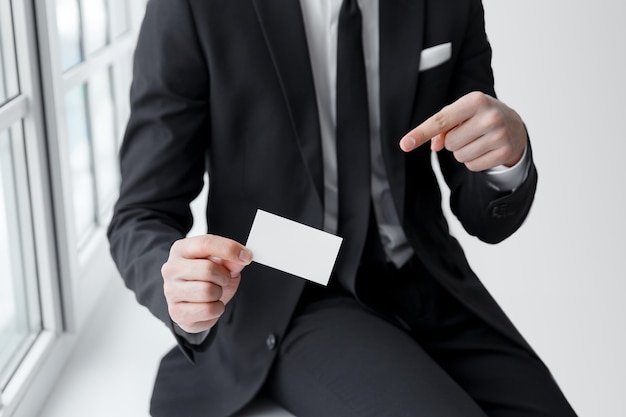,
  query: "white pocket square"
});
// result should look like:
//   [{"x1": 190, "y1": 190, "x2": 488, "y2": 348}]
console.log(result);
[{"x1": 419, "y1": 42, "x2": 452, "y2": 72}]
